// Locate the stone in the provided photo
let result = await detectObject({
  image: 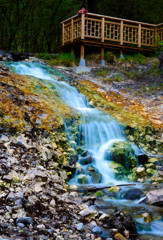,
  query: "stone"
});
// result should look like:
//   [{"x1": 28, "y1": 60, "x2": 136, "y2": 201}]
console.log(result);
[
  {"x1": 99, "y1": 213, "x2": 110, "y2": 221},
  {"x1": 136, "y1": 167, "x2": 145, "y2": 176},
  {"x1": 34, "y1": 182, "x2": 45, "y2": 193},
  {"x1": 2, "y1": 175, "x2": 13, "y2": 183},
  {"x1": 91, "y1": 226, "x2": 102, "y2": 234},
  {"x1": 37, "y1": 224, "x2": 46, "y2": 229},
  {"x1": 108, "y1": 186, "x2": 120, "y2": 193},
  {"x1": 142, "y1": 212, "x2": 152, "y2": 223},
  {"x1": 16, "y1": 217, "x2": 33, "y2": 225},
  {"x1": 79, "y1": 209, "x2": 90, "y2": 217},
  {"x1": 113, "y1": 233, "x2": 126, "y2": 240},
  {"x1": 17, "y1": 223, "x2": 25, "y2": 228},
  {"x1": 76, "y1": 222, "x2": 84, "y2": 231},
  {"x1": 79, "y1": 156, "x2": 93, "y2": 165},
  {"x1": 146, "y1": 189, "x2": 163, "y2": 206},
  {"x1": 122, "y1": 188, "x2": 143, "y2": 200},
  {"x1": 50, "y1": 199, "x2": 56, "y2": 208},
  {"x1": 0, "y1": 135, "x2": 9, "y2": 142}
]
